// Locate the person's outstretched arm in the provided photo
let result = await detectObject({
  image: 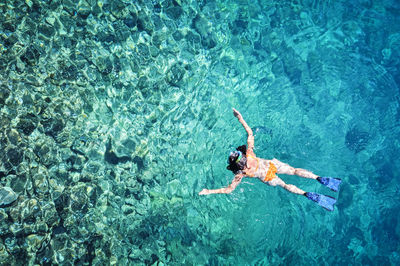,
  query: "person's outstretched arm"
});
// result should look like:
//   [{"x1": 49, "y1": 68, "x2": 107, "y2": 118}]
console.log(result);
[
  {"x1": 199, "y1": 174, "x2": 244, "y2": 195},
  {"x1": 232, "y1": 108, "x2": 254, "y2": 154}
]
